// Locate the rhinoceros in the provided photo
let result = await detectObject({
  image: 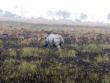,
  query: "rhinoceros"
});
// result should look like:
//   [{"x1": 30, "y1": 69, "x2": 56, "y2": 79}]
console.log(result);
[{"x1": 44, "y1": 33, "x2": 64, "y2": 49}]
